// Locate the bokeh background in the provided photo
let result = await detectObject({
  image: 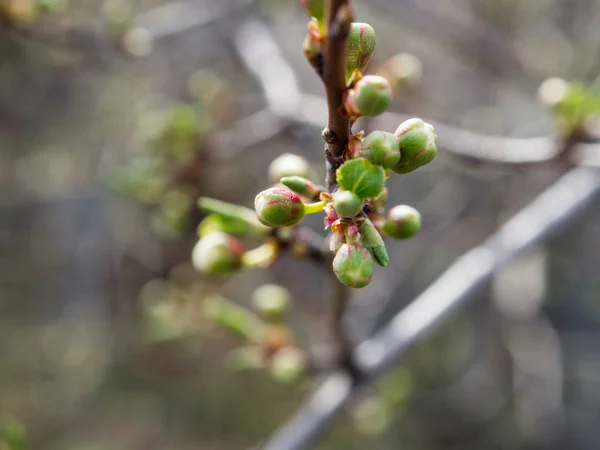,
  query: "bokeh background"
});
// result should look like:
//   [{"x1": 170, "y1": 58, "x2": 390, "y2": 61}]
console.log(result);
[{"x1": 2, "y1": 0, "x2": 600, "y2": 449}]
